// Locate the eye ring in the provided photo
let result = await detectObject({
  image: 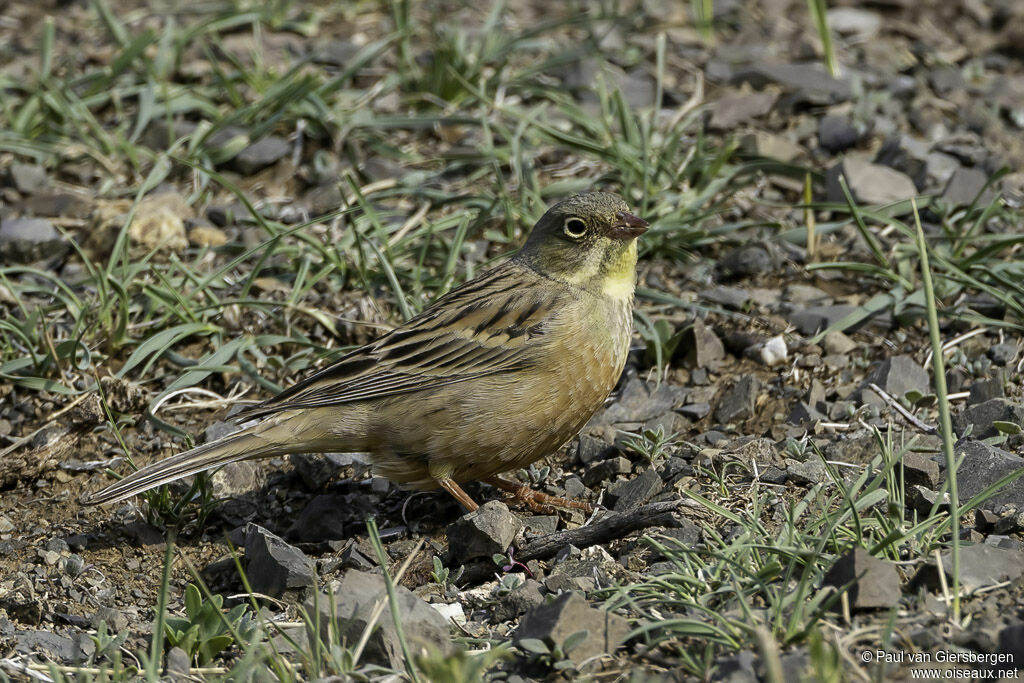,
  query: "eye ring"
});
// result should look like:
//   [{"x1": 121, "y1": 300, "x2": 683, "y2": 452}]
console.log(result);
[{"x1": 563, "y1": 217, "x2": 587, "y2": 238}]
